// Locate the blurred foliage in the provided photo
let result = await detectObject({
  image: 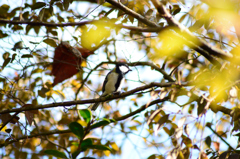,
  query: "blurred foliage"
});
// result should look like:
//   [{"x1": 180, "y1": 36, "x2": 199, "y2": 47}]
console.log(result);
[{"x1": 0, "y1": 0, "x2": 240, "y2": 159}]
